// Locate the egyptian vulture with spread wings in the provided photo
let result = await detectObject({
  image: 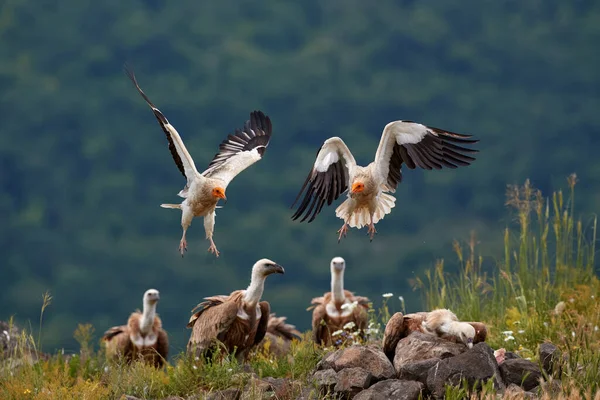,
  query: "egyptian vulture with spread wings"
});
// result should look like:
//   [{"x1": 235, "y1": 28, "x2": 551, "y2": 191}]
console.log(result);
[
  {"x1": 125, "y1": 66, "x2": 273, "y2": 257},
  {"x1": 291, "y1": 121, "x2": 478, "y2": 241}
]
